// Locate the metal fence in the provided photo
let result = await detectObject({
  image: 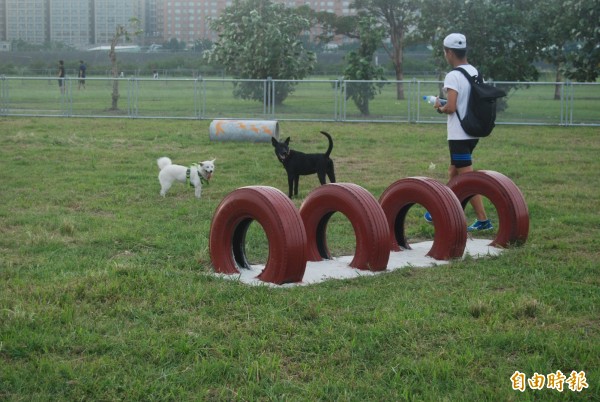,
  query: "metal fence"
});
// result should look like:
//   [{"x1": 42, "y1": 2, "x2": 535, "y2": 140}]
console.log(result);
[{"x1": 1, "y1": 75, "x2": 598, "y2": 126}]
